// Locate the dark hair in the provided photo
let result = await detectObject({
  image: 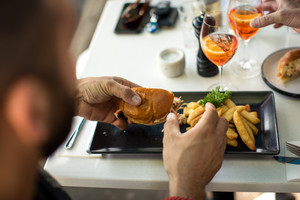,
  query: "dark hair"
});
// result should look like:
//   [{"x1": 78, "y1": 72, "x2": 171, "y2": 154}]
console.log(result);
[{"x1": 0, "y1": 0, "x2": 74, "y2": 157}]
